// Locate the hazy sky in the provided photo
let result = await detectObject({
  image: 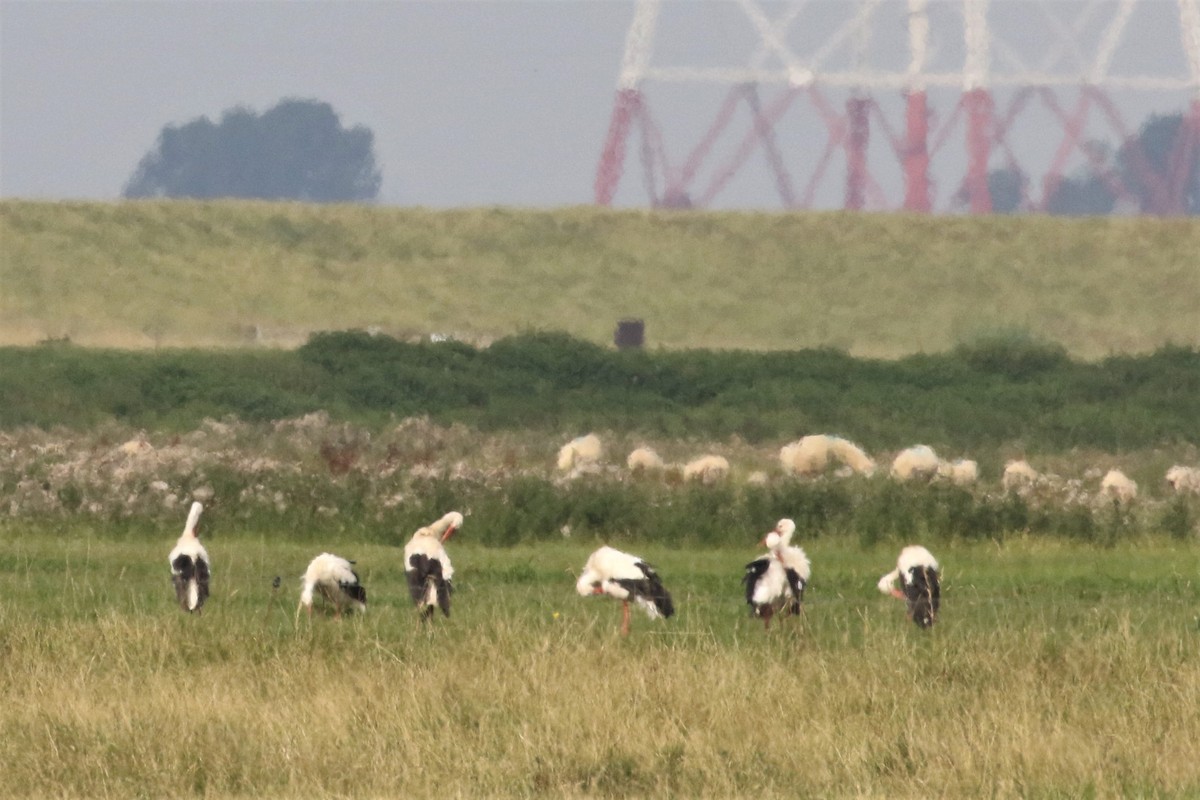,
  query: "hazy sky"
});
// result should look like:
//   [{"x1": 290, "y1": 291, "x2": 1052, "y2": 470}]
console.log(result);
[
  {"x1": 2, "y1": 1, "x2": 1195, "y2": 210},
  {"x1": 2, "y1": 1, "x2": 638, "y2": 207}
]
